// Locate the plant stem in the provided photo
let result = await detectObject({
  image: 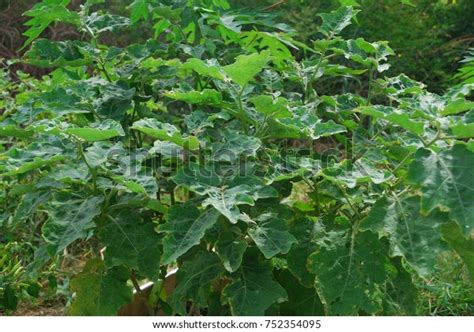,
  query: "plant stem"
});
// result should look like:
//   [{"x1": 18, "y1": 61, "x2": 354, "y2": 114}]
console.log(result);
[
  {"x1": 425, "y1": 124, "x2": 442, "y2": 148},
  {"x1": 366, "y1": 64, "x2": 376, "y2": 106},
  {"x1": 237, "y1": 85, "x2": 249, "y2": 134},
  {"x1": 77, "y1": 141, "x2": 97, "y2": 192},
  {"x1": 130, "y1": 270, "x2": 154, "y2": 316}
]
